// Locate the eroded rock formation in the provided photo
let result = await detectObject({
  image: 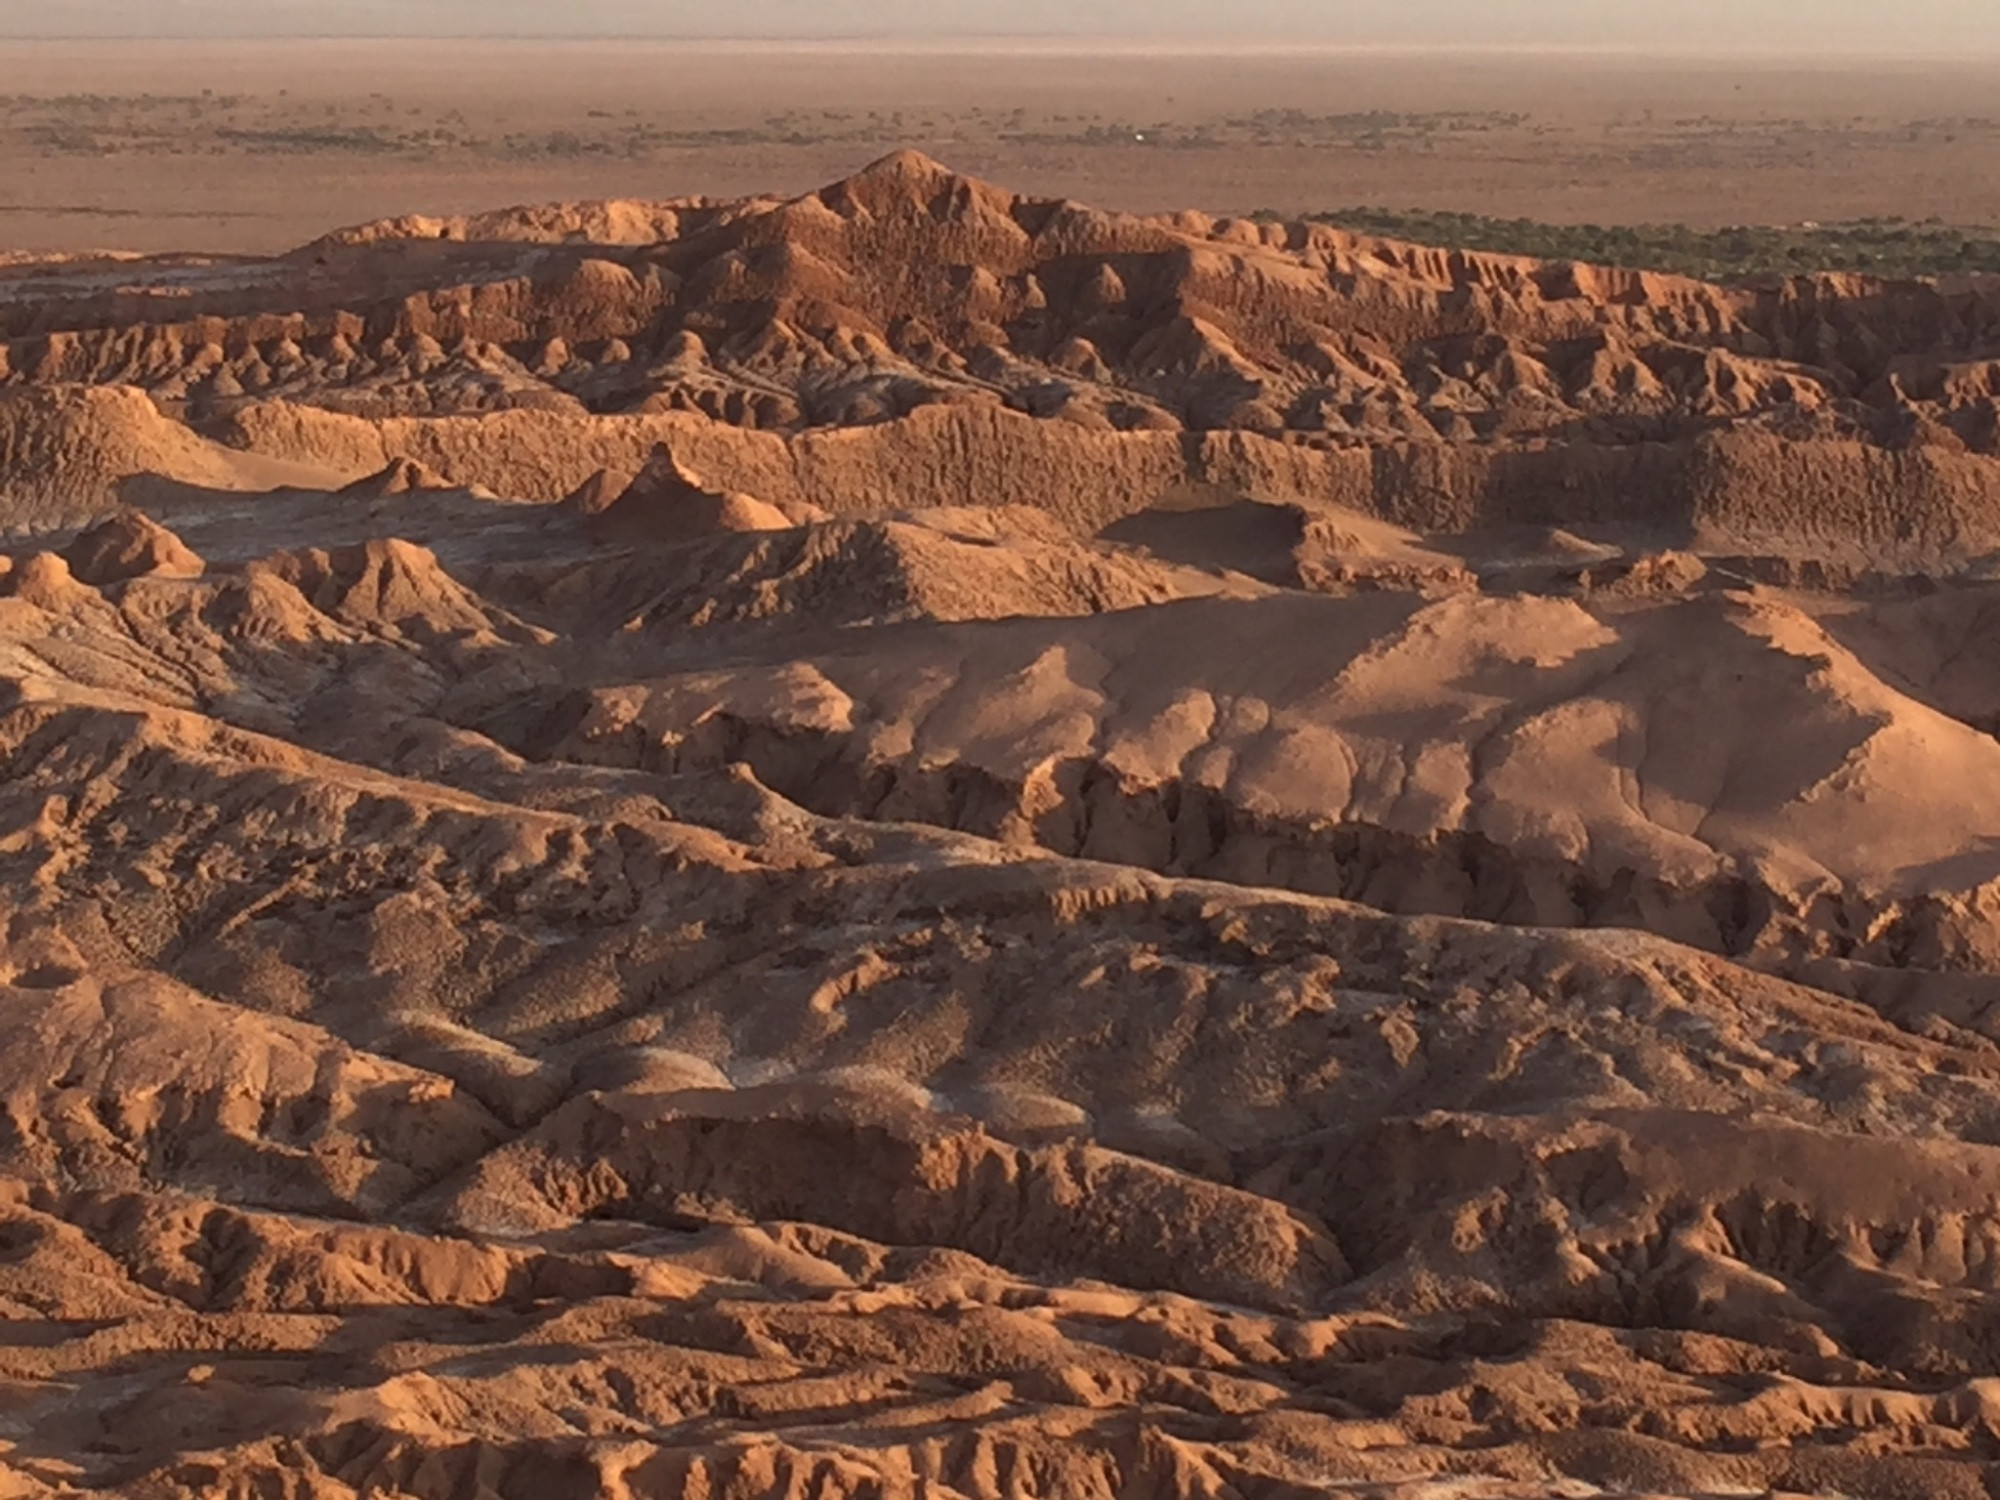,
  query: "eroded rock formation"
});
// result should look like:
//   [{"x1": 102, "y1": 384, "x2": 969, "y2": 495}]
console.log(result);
[{"x1": 0, "y1": 157, "x2": 1996, "y2": 1497}]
